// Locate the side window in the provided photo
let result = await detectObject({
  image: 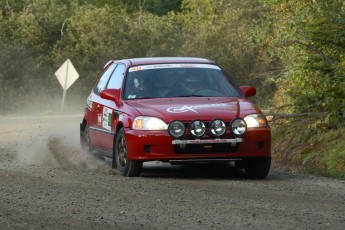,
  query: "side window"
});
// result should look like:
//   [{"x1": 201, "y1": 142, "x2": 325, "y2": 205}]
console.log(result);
[
  {"x1": 107, "y1": 64, "x2": 126, "y2": 89},
  {"x1": 94, "y1": 64, "x2": 117, "y2": 95}
]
